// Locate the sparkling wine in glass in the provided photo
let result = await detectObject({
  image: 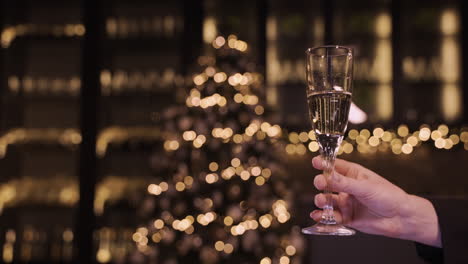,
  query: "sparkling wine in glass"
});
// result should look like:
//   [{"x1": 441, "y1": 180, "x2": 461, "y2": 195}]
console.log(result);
[{"x1": 302, "y1": 45, "x2": 355, "y2": 236}]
